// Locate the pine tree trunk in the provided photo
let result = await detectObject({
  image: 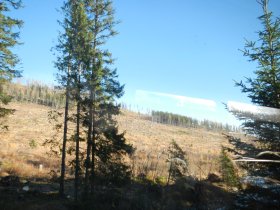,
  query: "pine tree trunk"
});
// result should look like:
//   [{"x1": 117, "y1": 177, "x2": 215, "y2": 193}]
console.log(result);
[
  {"x1": 91, "y1": 134, "x2": 95, "y2": 194},
  {"x1": 59, "y1": 65, "x2": 71, "y2": 197},
  {"x1": 90, "y1": 94, "x2": 96, "y2": 194},
  {"x1": 84, "y1": 0, "x2": 101, "y2": 197},
  {"x1": 90, "y1": 3, "x2": 99, "y2": 193},
  {"x1": 74, "y1": 68, "x2": 81, "y2": 201},
  {"x1": 84, "y1": 88, "x2": 93, "y2": 198}
]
